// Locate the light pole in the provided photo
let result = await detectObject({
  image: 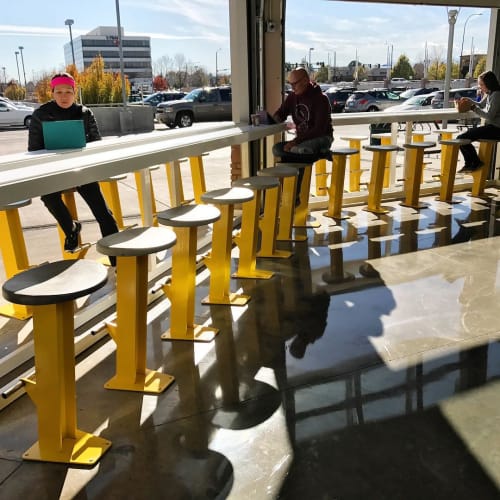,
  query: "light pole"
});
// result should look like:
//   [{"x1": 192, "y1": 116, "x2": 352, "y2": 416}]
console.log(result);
[
  {"x1": 18, "y1": 46, "x2": 27, "y2": 88},
  {"x1": 1, "y1": 67, "x2": 6, "y2": 84},
  {"x1": 114, "y1": 0, "x2": 128, "y2": 107},
  {"x1": 443, "y1": 8, "x2": 459, "y2": 128},
  {"x1": 308, "y1": 47, "x2": 314, "y2": 72},
  {"x1": 65, "y1": 19, "x2": 76, "y2": 67},
  {"x1": 459, "y1": 12, "x2": 482, "y2": 78},
  {"x1": 14, "y1": 51, "x2": 21, "y2": 85},
  {"x1": 215, "y1": 48, "x2": 221, "y2": 86}
]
